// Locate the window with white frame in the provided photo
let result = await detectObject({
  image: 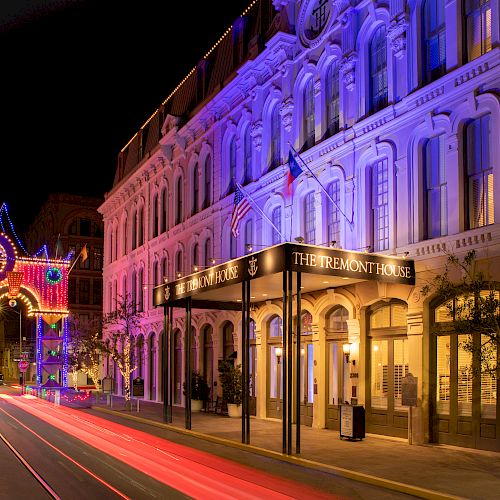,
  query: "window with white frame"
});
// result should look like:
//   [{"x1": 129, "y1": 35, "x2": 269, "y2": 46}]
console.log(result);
[
  {"x1": 137, "y1": 268, "x2": 144, "y2": 312},
  {"x1": 327, "y1": 180, "x2": 341, "y2": 246},
  {"x1": 465, "y1": 0, "x2": 491, "y2": 62},
  {"x1": 204, "y1": 238, "x2": 212, "y2": 267},
  {"x1": 122, "y1": 216, "x2": 127, "y2": 255},
  {"x1": 175, "y1": 250, "x2": 183, "y2": 277},
  {"x1": 326, "y1": 61, "x2": 340, "y2": 137},
  {"x1": 131, "y1": 270, "x2": 137, "y2": 310},
  {"x1": 465, "y1": 114, "x2": 494, "y2": 229},
  {"x1": 270, "y1": 104, "x2": 281, "y2": 170},
  {"x1": 304, "y1": 191, "x2": 316, "y2": 244},
  {"x1": 192, "y1": 243, "x2": 199, "y2": 271},
  {"x1": 424, "y1": 134, "x2": 447, "y2": 239},
  {"x1": 203, "y1": 154, "x2": 212, "y2": 209},
  {"x1": 228, "y1": 136, "x2": 237, "y2": 194},
  {"x1": 244, "y1": 219, "x2": 253, "y2": 250},
  {"x1": 192, "y1": 162, "x2": 200, "y2": 215},
  {"x1": 243, "y1": 126, "x2": 252, "y2": 185},
  {"x1": 152, "y1": 194, "x2": 158, "y2": 239},
  {"x1": 175, "y1": 177, "x2": 183, "y2": 225},
  {"x1": 303, "y1": 78, "x2": 315, "y2": 150},
  {"x1": 131, "y1": 210, "x2": 137, "y2": 250},
  {"x1": 138, "y1": 206, "x2": 144, "y2": 247},
  {"x1": 423, "y1": 0, "x2": 446, "y2": 84},
  {"x1": 372, "y1": 159, "x2": 389, "y2": 251},
  {"x1": 271, "y1": 206, "x2": 282, "y2": 245},
  {"x1": 161, "y1": 186, "x2": 168, "y2": 233},
  {"x1": 369, "y1": 25, "x2": 388, "y2": 114}
]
